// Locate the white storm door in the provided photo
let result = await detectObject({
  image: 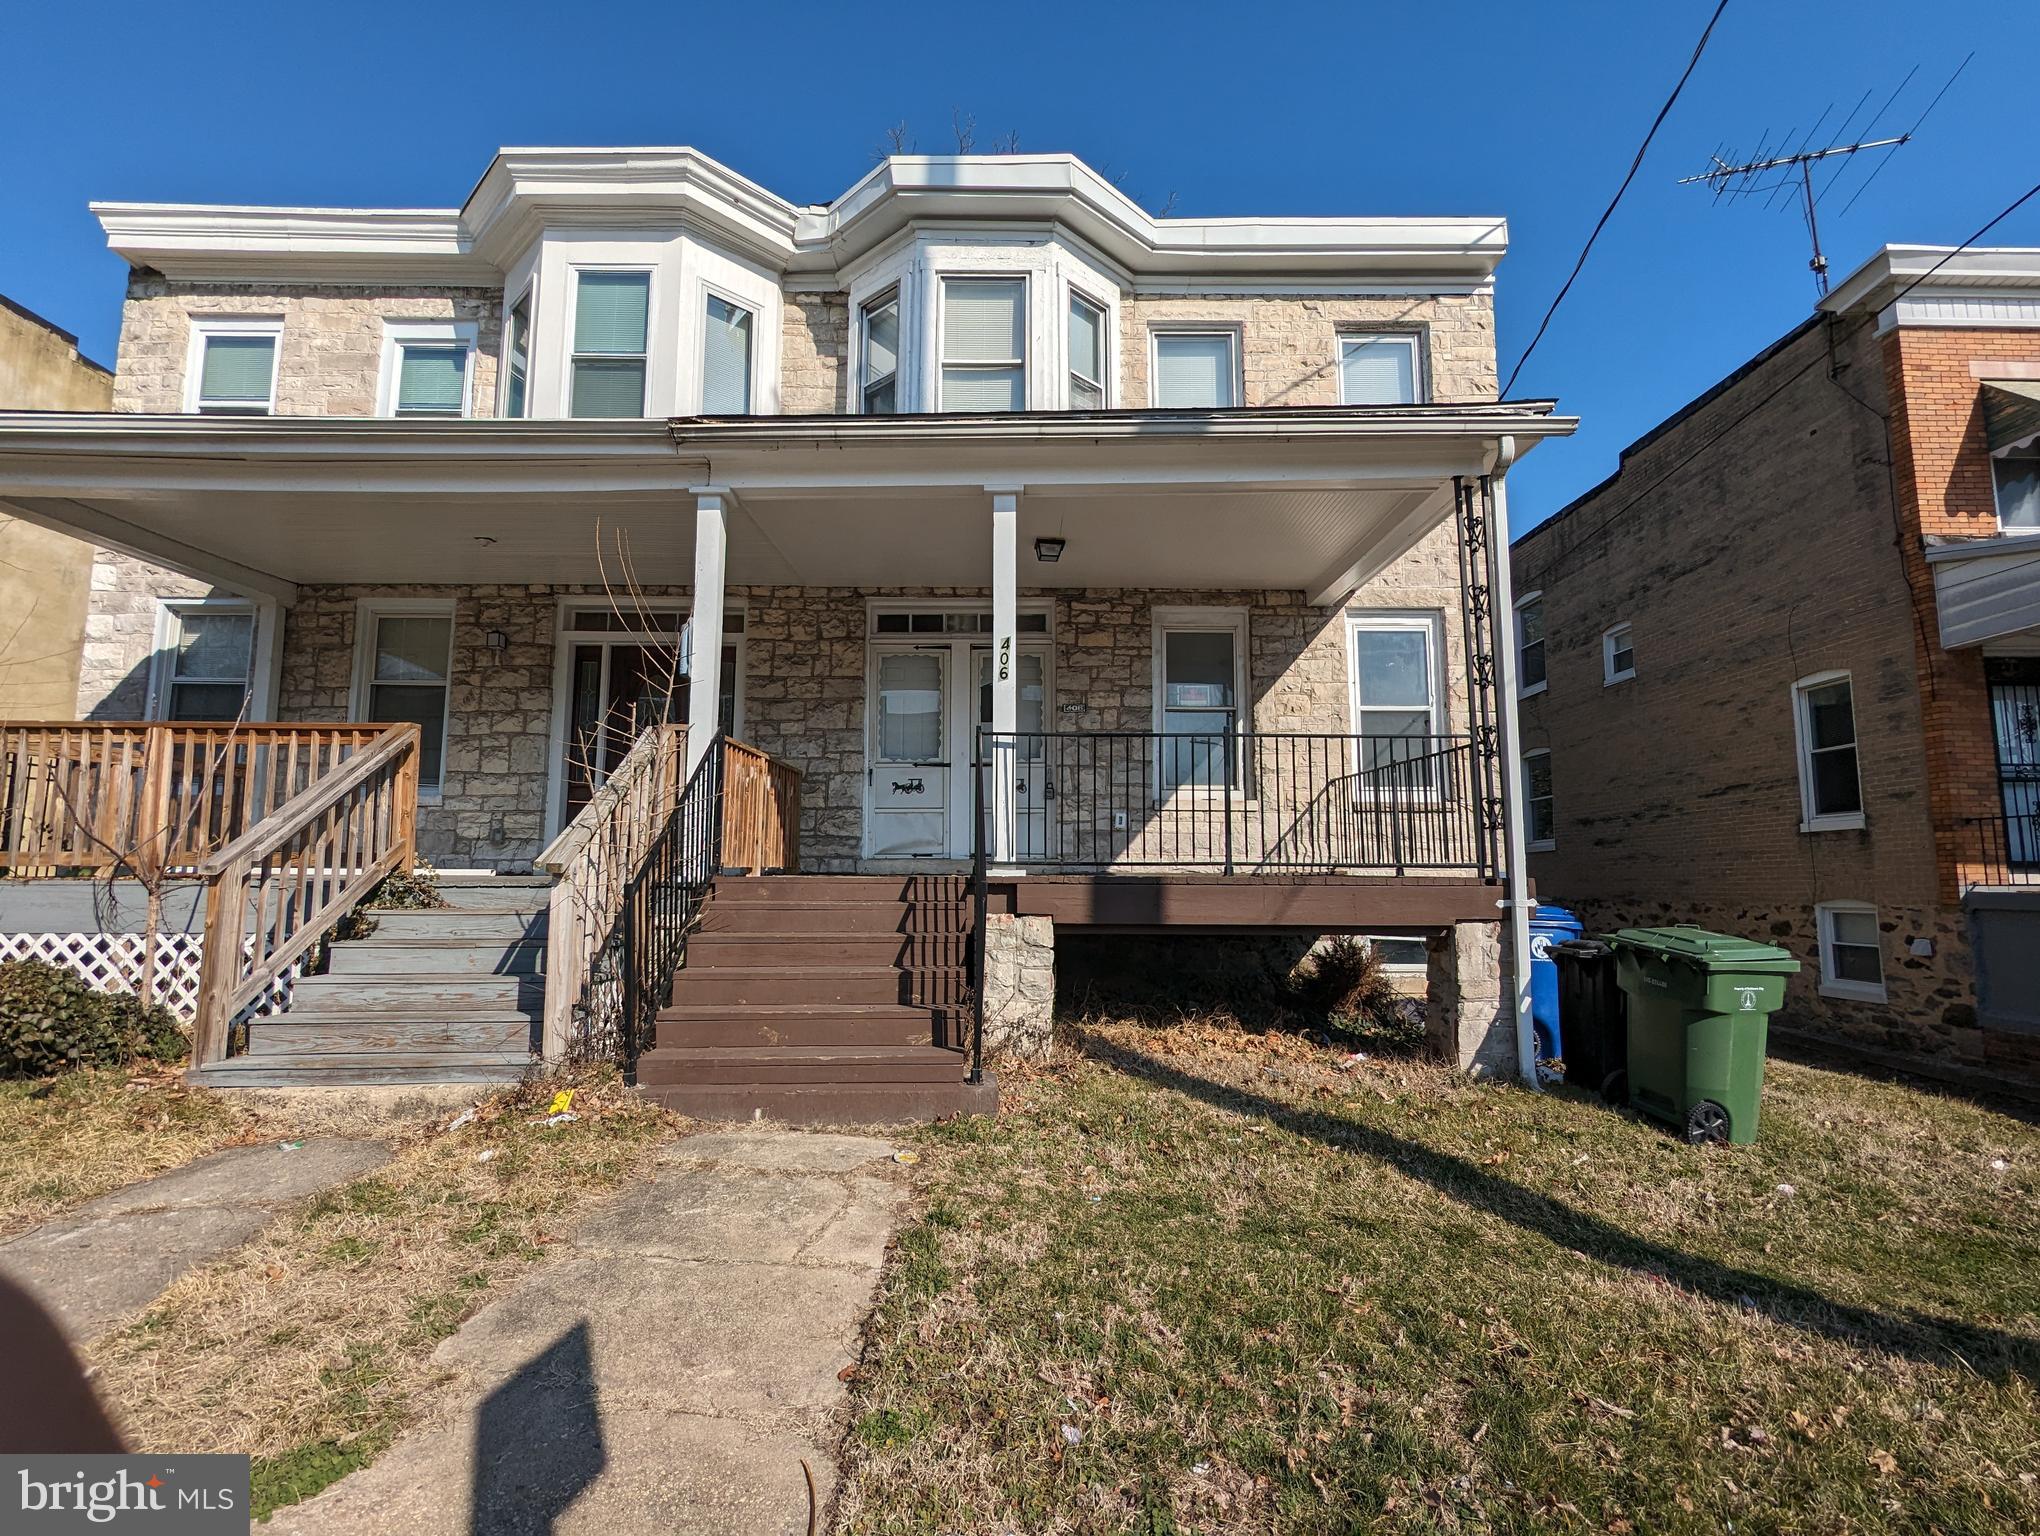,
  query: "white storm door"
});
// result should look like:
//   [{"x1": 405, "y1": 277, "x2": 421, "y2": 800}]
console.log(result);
[
  {"x1": 868, "y1": 646, "x2": 950, "y2": 857},
  {"x1": 974, "y1": 646, "x2": 1051, "y2": 859}
]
